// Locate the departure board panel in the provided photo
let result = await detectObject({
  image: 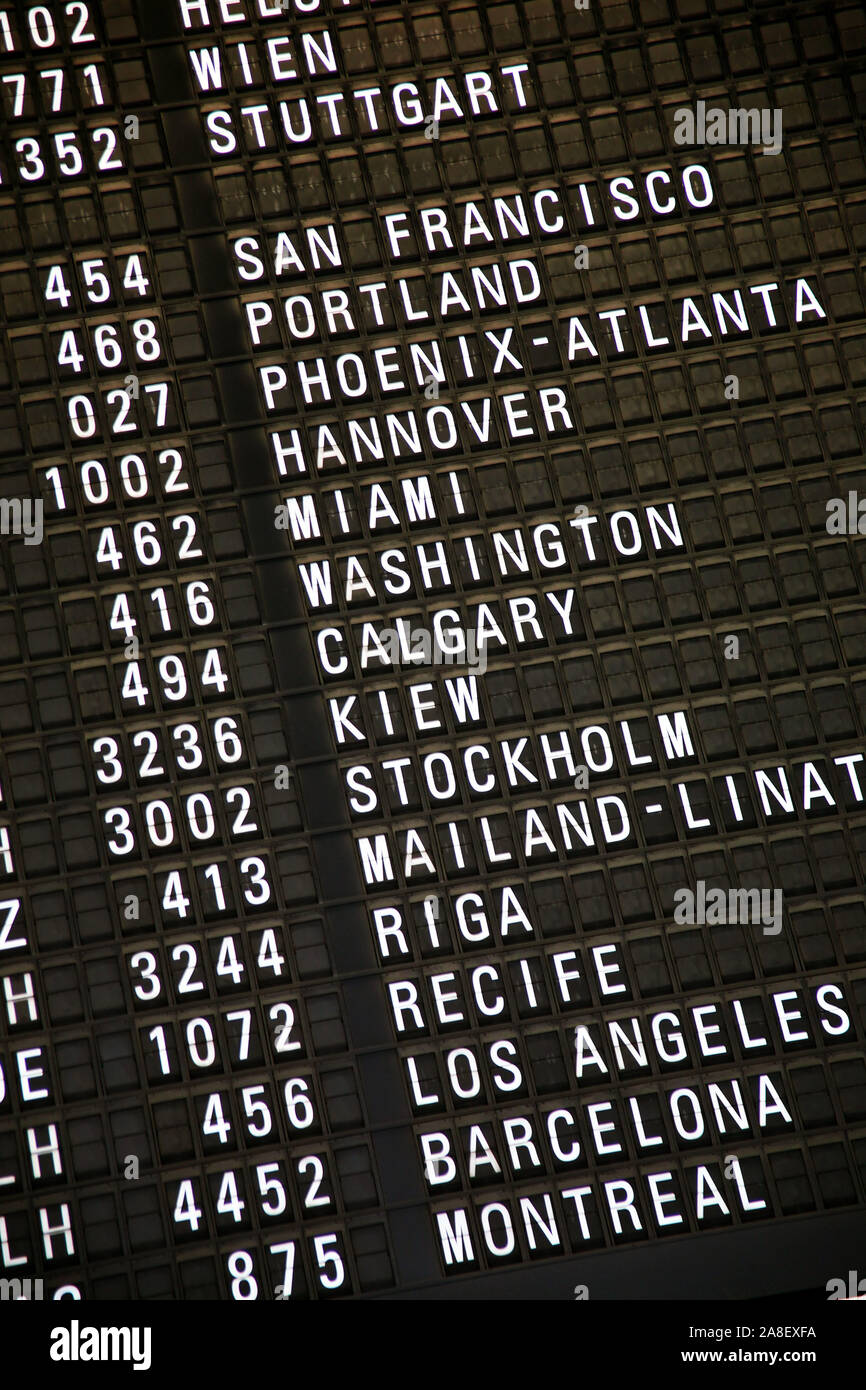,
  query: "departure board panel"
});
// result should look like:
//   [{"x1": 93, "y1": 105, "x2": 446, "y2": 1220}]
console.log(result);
[{"x1": 1, "y1": 0, "x2": 866, "y2": 1307}]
